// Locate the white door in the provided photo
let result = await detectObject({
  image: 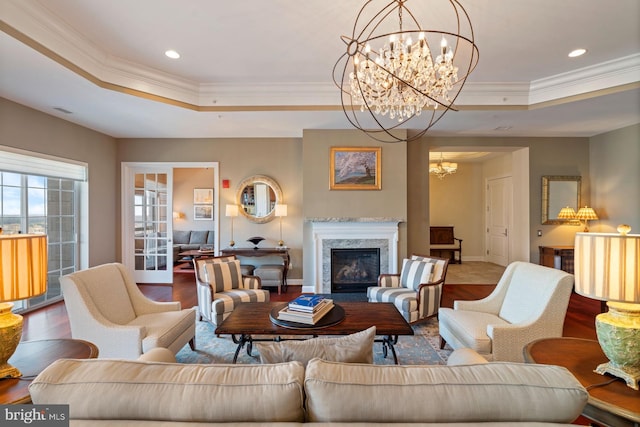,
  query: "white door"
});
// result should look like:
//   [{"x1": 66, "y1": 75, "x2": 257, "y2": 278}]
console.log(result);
[
  {"x1": 486, "y1": 176, "x2": 512, "y2": 266},
  {"x1": 122, "y1": 164, "x2": 173, "y2": 283}
]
